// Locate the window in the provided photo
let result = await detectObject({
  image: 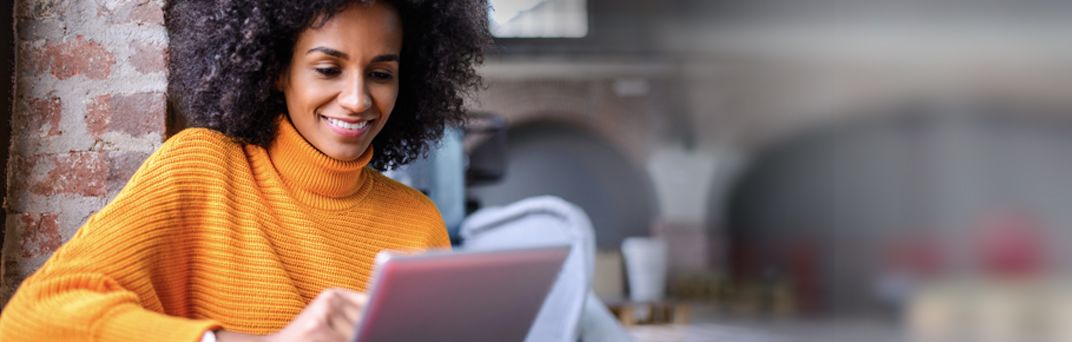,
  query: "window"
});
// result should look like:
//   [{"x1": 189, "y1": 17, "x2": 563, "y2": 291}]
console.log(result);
[{"x1": 489, "y1": 0, "x2": 588, "y2": 38}]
